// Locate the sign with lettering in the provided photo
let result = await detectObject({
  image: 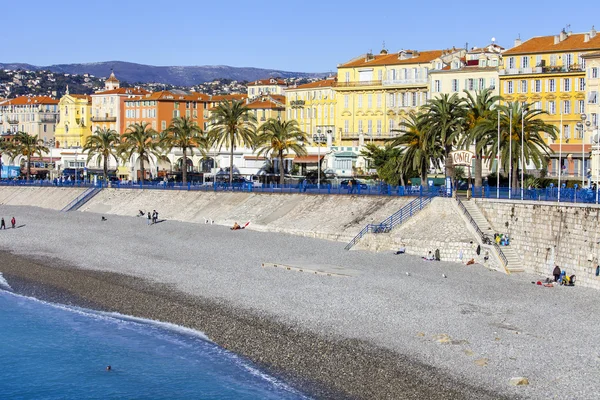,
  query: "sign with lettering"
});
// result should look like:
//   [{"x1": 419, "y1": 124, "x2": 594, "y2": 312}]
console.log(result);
[{"x1": 450, "y1": 150, "x2": 474, "y2": 167}]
